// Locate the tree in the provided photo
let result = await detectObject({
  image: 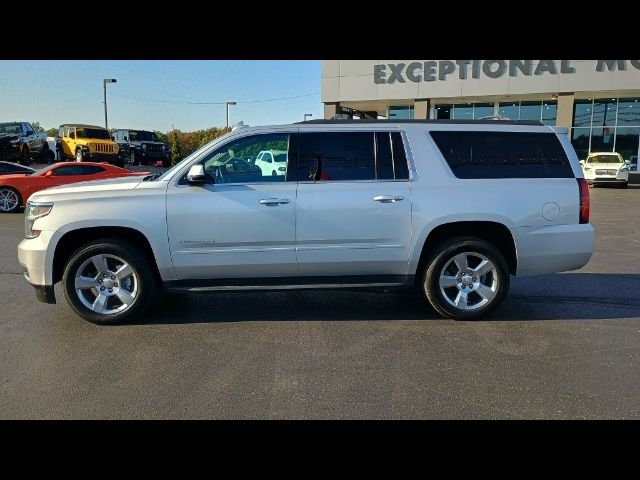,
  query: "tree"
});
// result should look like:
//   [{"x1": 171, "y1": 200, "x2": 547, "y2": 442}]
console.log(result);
[
  {"x1": 167, "y1": 129, "x2": 182, "y2": 165},
  {"x1": 46, "y1": 128, "x2": 57, "y2": 137},
  {"x1": 31, "y1": 122, "x2": 45, "y2": 133}
]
